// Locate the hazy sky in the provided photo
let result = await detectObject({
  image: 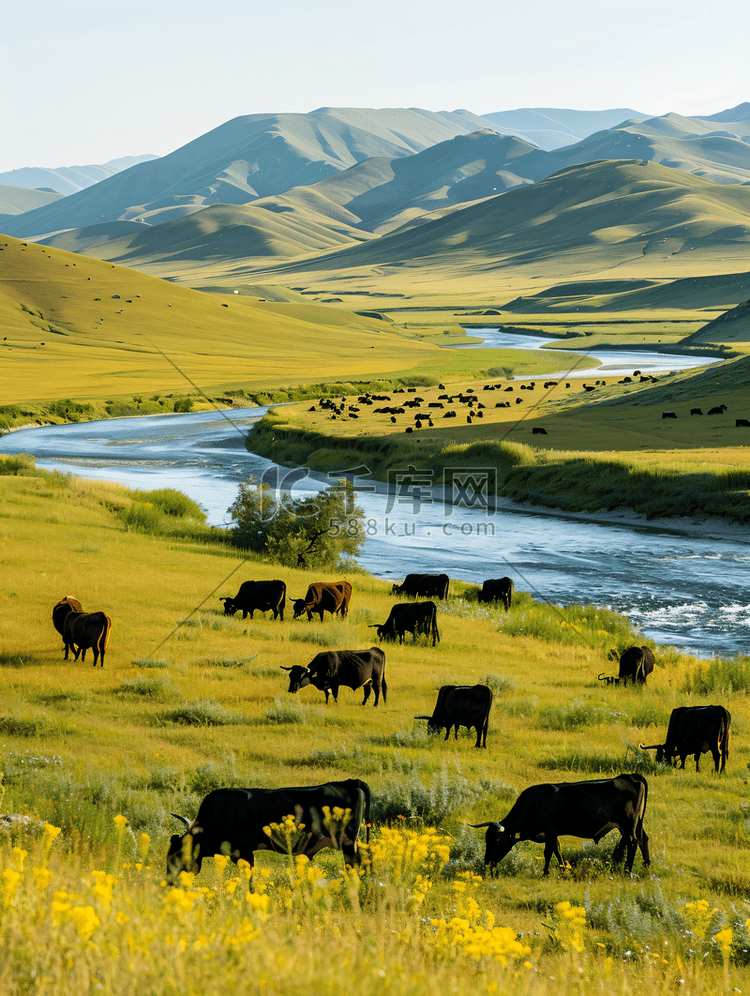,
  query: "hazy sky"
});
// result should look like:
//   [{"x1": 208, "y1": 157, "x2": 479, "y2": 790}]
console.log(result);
[{"x1": 1, "y1": 0, "x2": 747, "y2": 173}]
